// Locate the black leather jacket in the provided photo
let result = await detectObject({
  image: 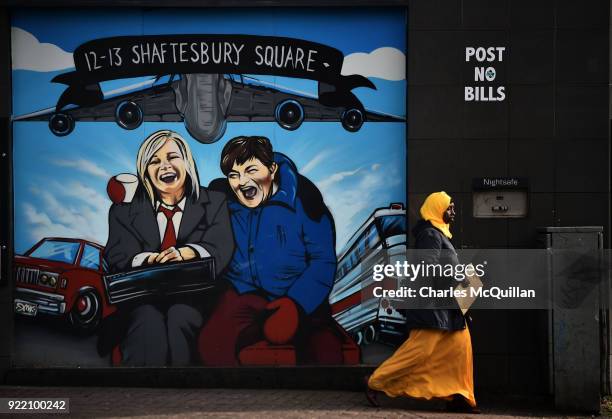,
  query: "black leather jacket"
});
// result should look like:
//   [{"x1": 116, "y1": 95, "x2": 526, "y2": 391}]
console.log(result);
[{"x1": 403, "y1": 220, "x2": 466, "y2": 331}]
